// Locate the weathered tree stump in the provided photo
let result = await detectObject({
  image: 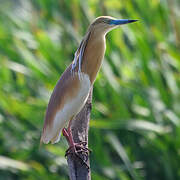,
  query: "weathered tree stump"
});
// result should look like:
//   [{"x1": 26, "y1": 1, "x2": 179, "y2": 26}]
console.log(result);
[{"x1": 66, "y1": 88, "x2": 93, "y2": 180}]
